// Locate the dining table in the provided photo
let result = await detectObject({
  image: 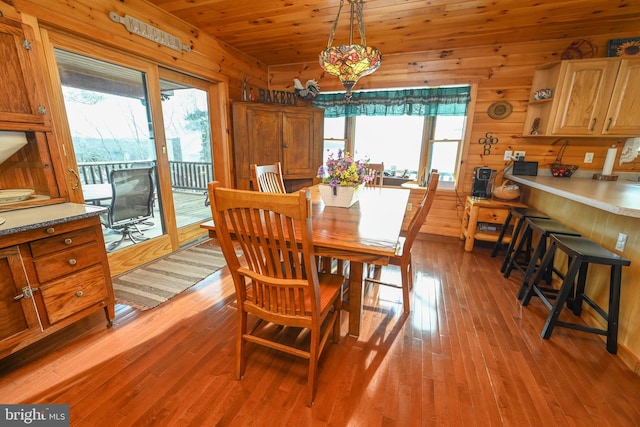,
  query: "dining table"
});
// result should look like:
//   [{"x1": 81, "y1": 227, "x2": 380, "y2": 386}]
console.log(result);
[{"x1": 202, "y1": 184, "x2": 411, "y2": 337}]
